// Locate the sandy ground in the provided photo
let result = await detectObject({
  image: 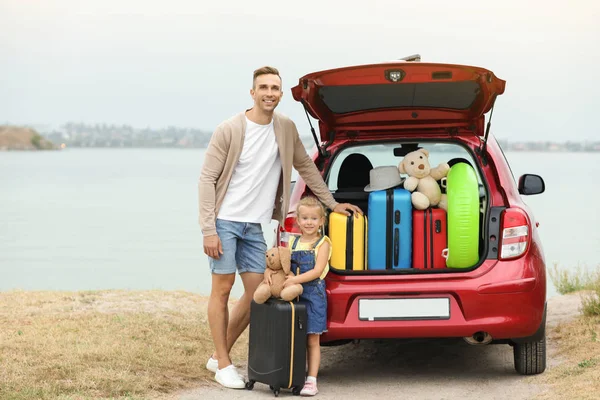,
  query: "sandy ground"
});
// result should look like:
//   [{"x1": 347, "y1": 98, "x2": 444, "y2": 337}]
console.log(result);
[{"x1": 173, "y1": 293, "x2": 582, "y2": 400}]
